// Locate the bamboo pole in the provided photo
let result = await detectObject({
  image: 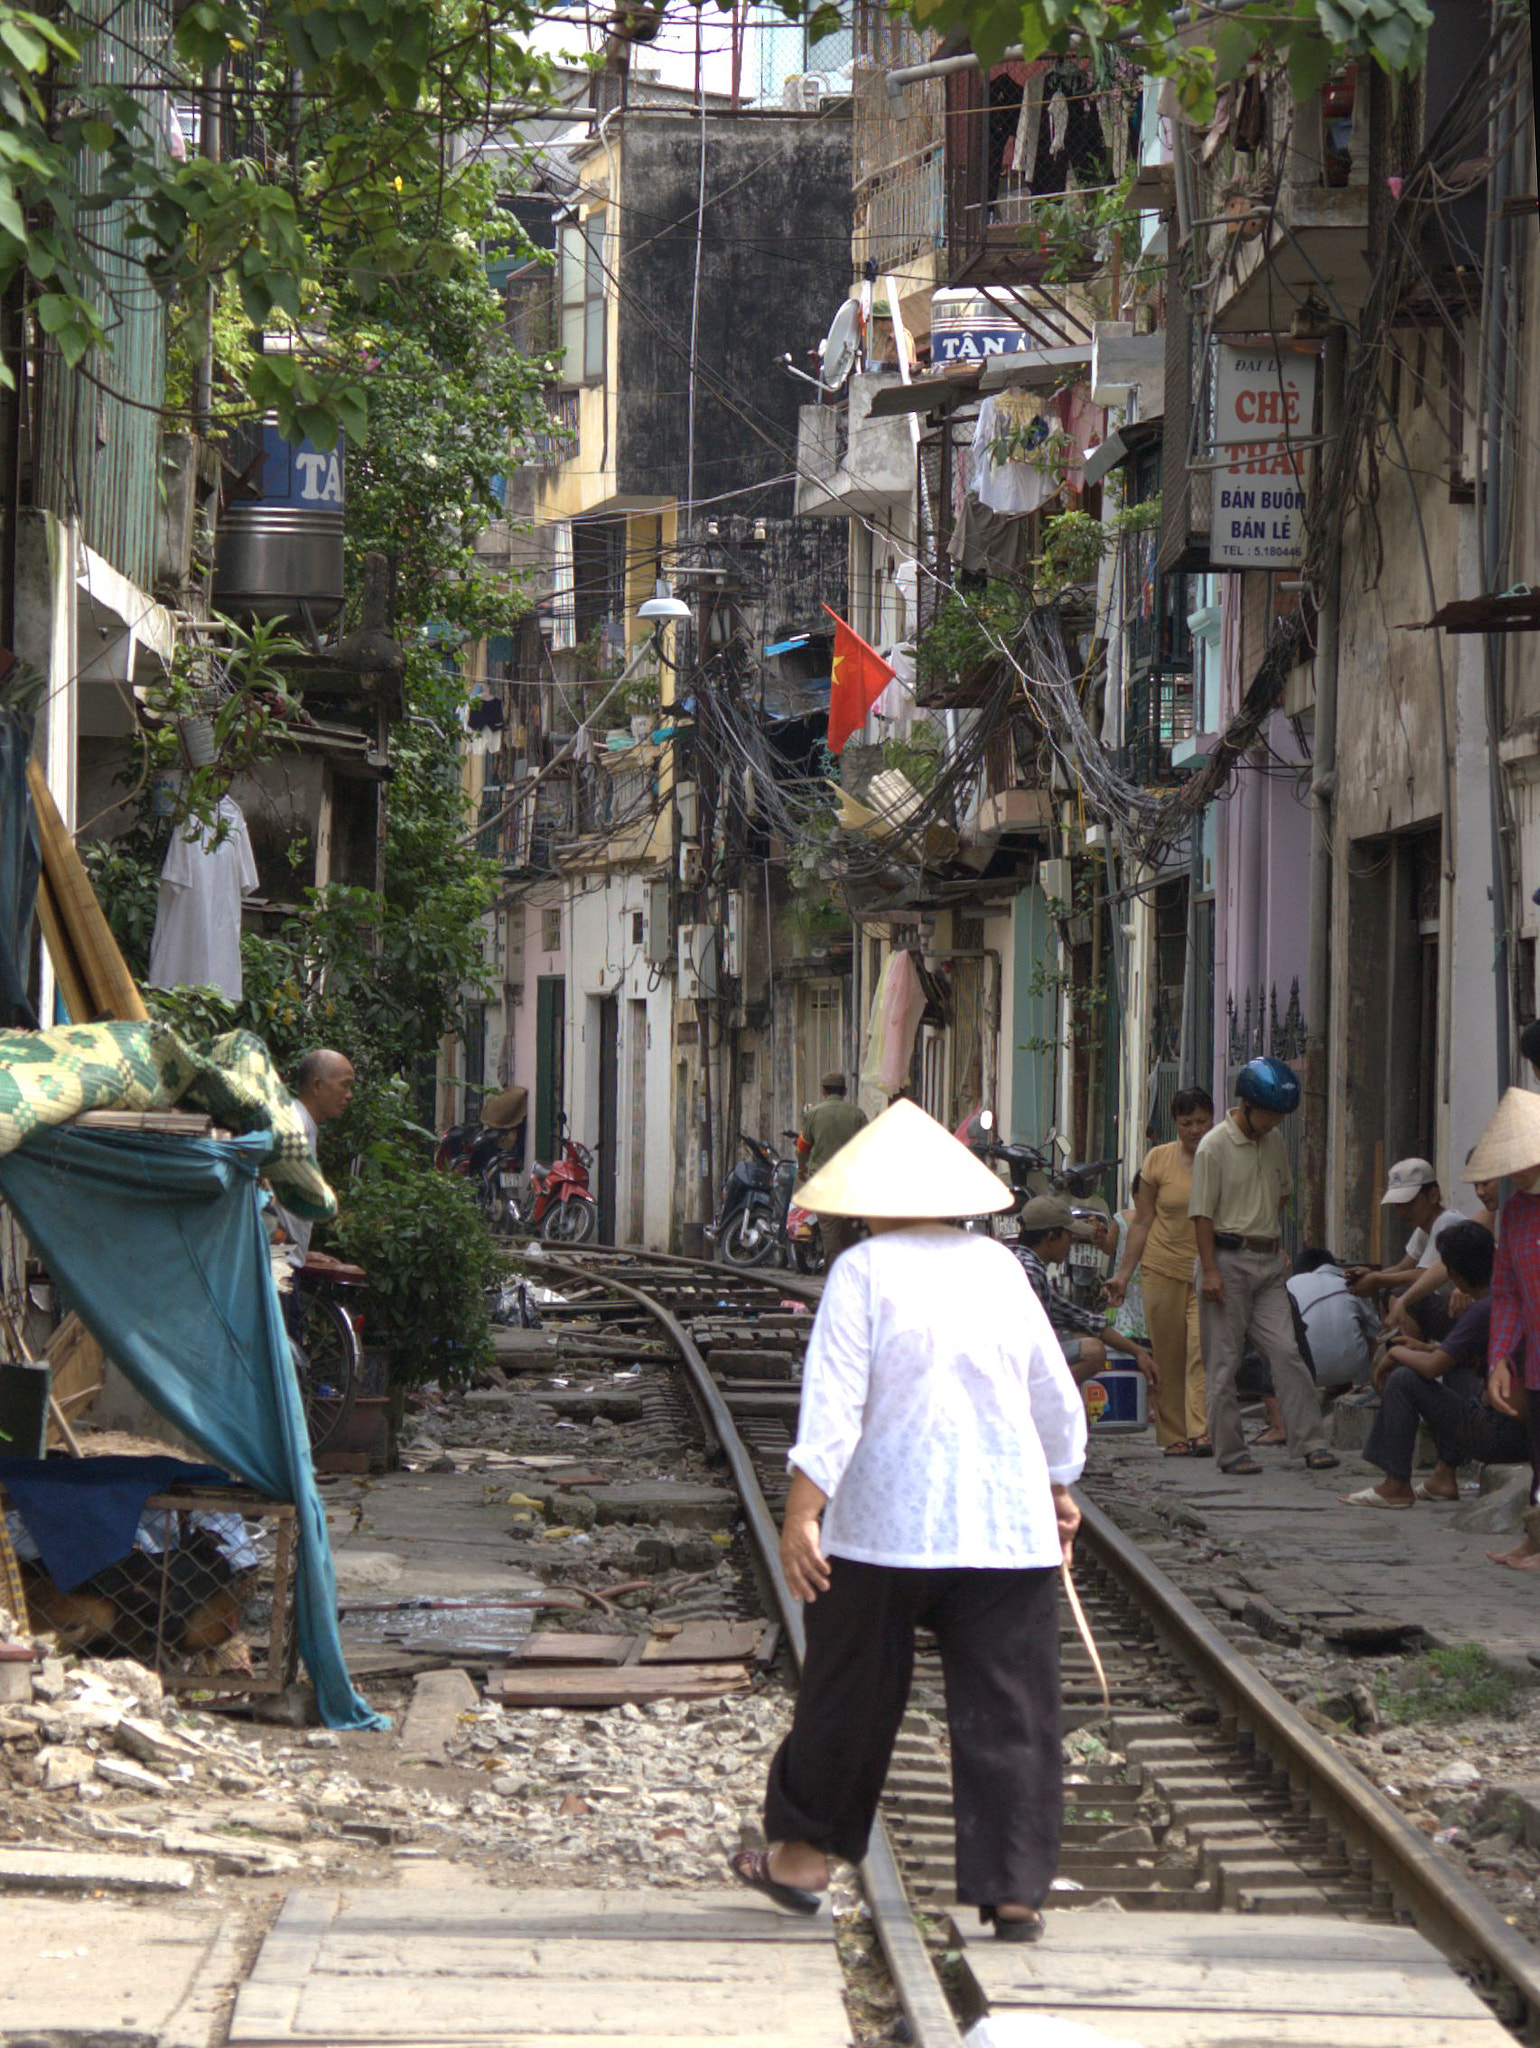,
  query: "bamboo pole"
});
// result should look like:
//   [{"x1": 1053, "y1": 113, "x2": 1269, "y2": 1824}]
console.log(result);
[
  {"x1": 26, "y1": 760, "x2": 147, "y2": 1021},
  {"x1": 31, "y1": 868, "x2": 92, "y2": 1024}
]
